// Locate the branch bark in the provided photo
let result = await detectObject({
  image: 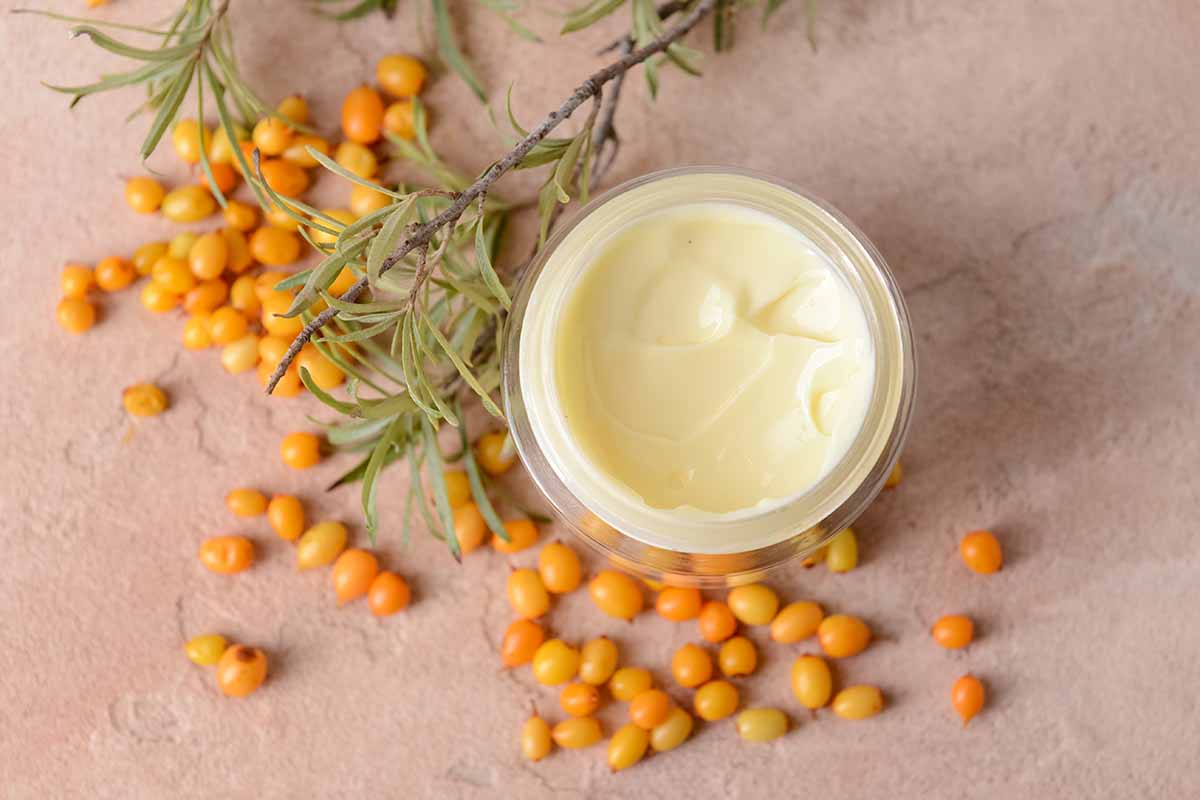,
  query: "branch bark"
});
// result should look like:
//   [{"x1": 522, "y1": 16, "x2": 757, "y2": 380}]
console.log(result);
[{"x1": 267, "y1": 0, "x2": 717, "y2": 393}]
